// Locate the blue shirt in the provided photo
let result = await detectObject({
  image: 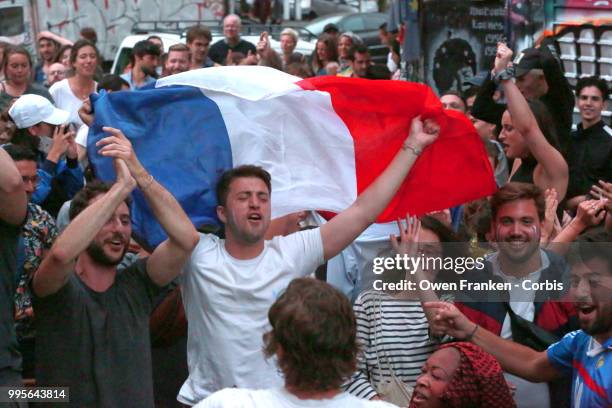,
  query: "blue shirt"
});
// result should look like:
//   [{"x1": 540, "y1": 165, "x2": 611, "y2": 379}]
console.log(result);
[
  {"x1": 120, "y1": 71, "x2": 156, "y2": 90},
  {"x1": 547, "y1": 330, "x2": 611, "y2": 408}
]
